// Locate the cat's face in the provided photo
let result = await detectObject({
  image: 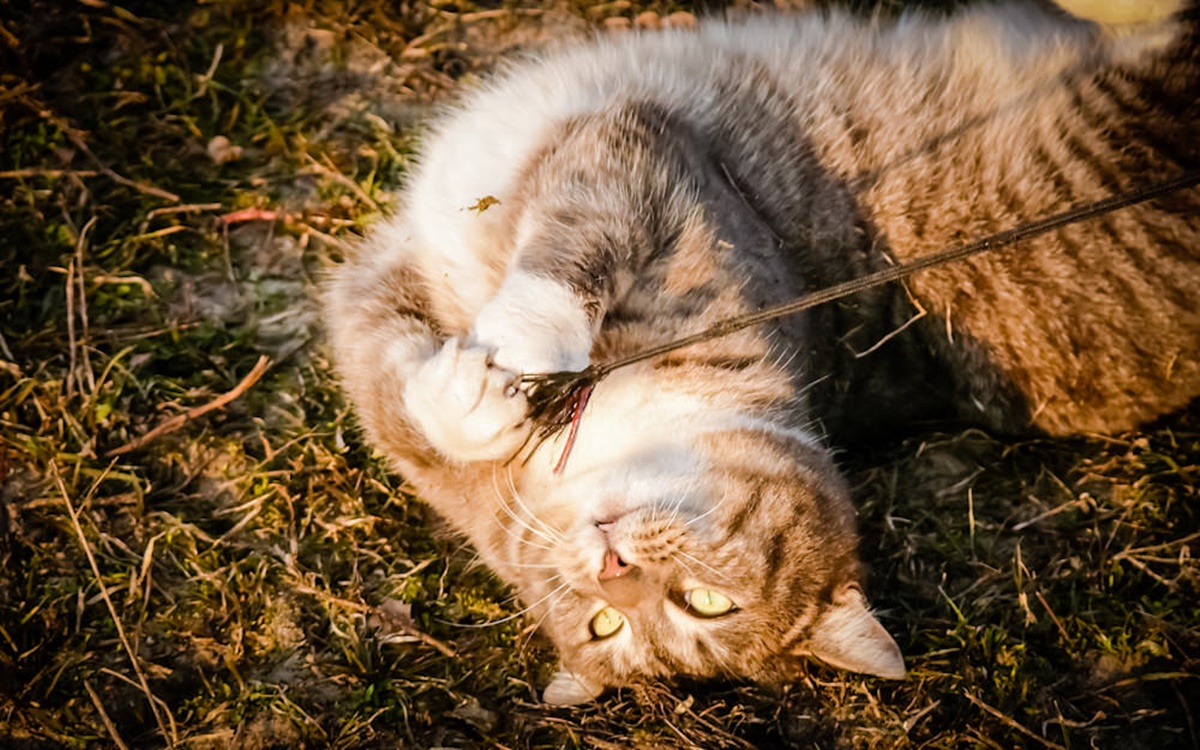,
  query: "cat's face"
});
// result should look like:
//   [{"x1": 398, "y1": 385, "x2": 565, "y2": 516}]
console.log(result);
[{"x1": 505, "y1": 429, "x2": 906, "y2": 704}]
